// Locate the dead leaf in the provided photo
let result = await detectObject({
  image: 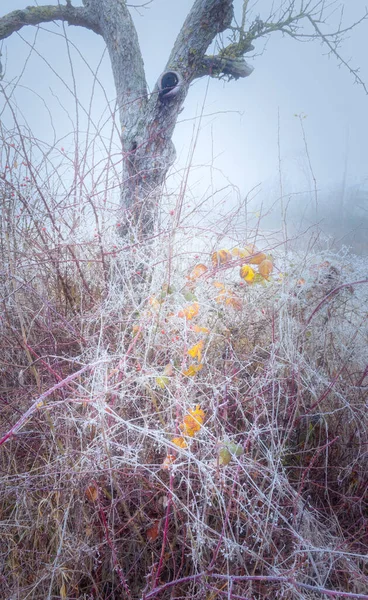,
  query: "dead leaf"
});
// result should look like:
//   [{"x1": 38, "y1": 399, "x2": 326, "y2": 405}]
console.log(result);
[
  {"x1": 147, "y1": 520, "x2": 161, "y2": 542},
  {"x1": 85, "y1": 484, "x2": 98, "y2": 503}
]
